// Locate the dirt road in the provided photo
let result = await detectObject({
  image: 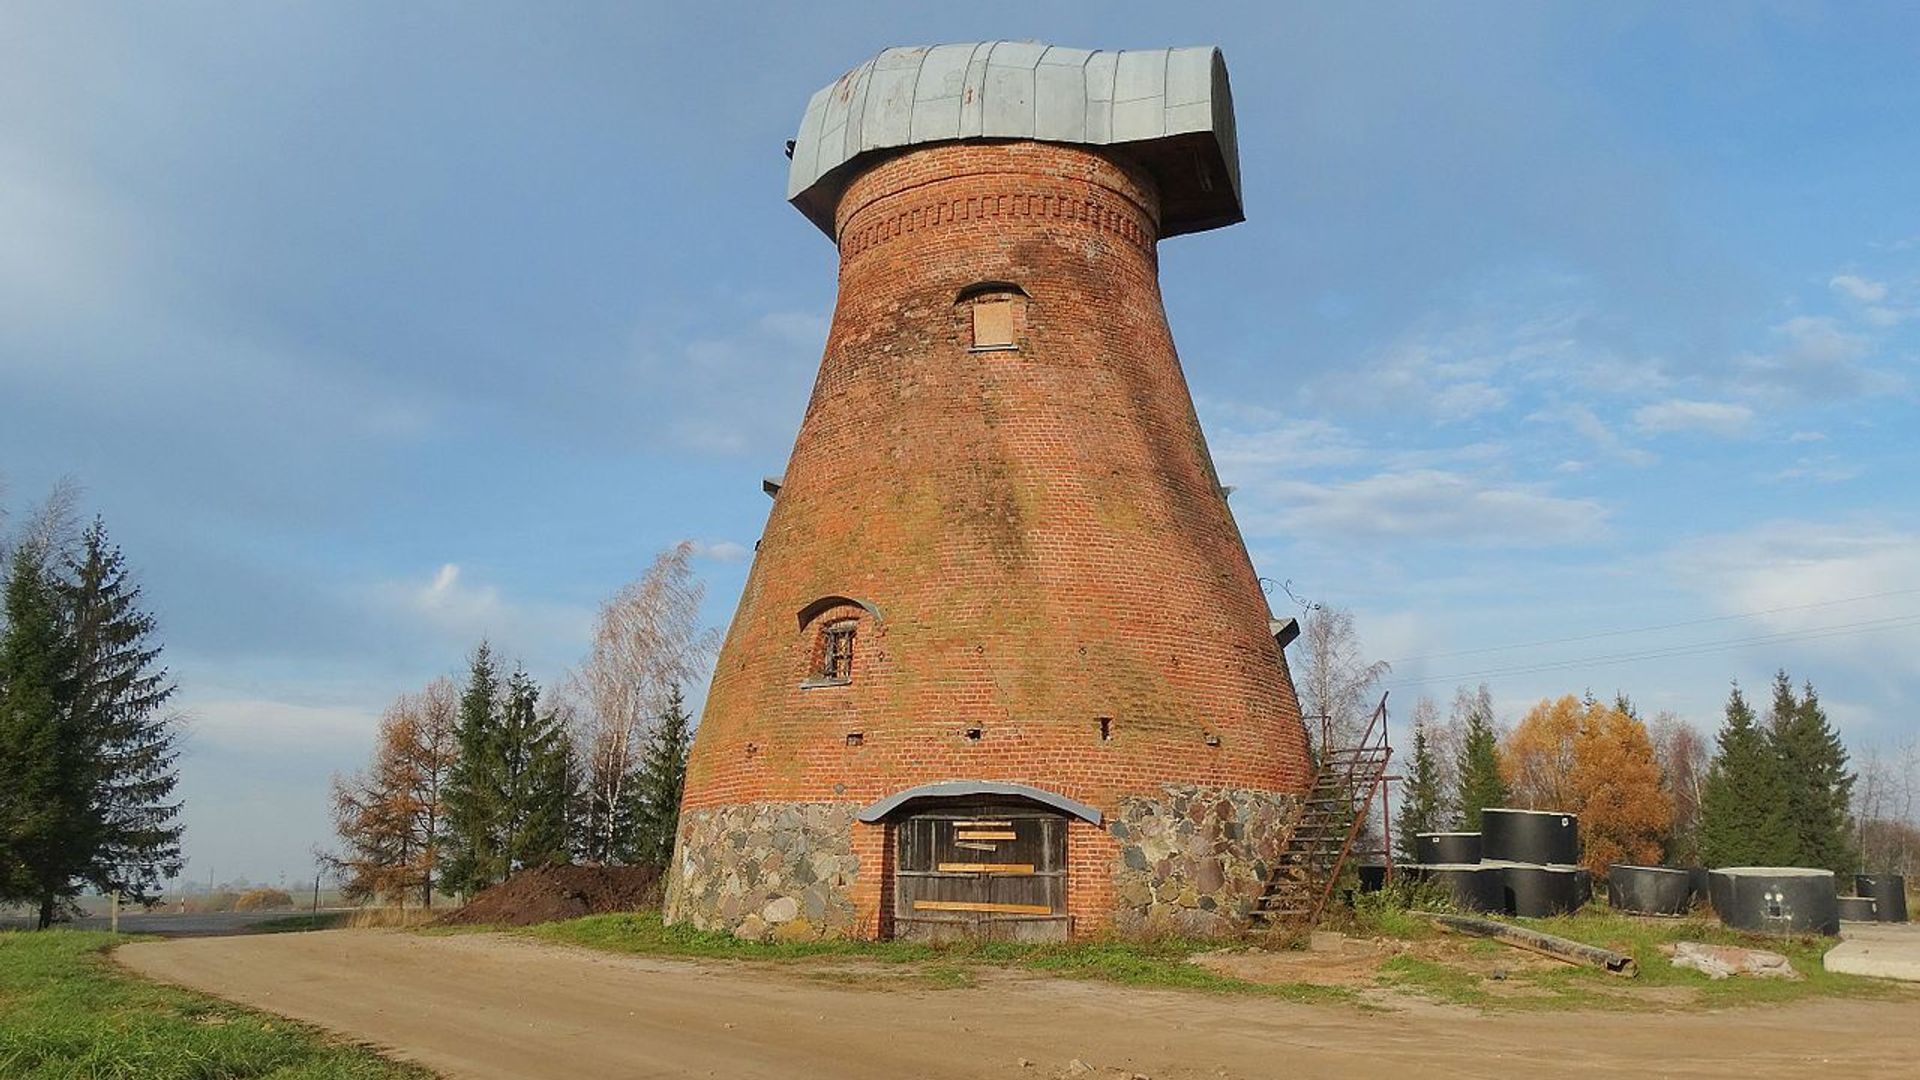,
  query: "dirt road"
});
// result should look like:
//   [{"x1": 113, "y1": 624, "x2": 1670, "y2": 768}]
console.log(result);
[{"x1": 117, "y1": 930, "x2": 1918, "y2": 1080}]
